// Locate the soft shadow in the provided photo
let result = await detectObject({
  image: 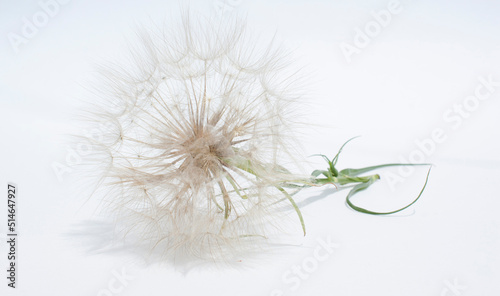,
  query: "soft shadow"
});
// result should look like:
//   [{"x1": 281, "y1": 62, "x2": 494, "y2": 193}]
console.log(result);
[
  {"x1": 295, "y1": 185, "x2": 352, "y2": 209},
  {"x1": 63, "y1": 219, "x2": 306, "y2": 274}
]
